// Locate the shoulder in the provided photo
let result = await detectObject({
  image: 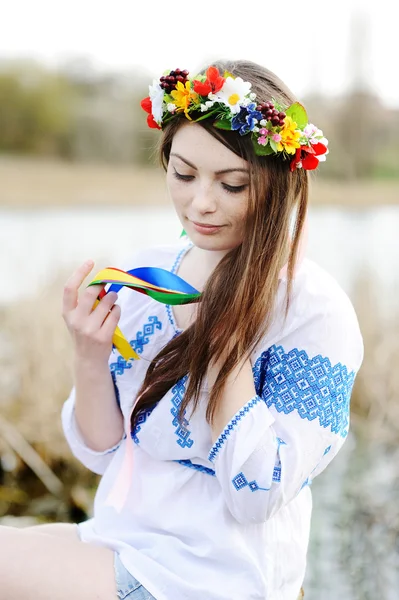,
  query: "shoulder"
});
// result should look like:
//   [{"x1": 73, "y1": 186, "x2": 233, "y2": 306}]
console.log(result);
[
  {"x1": 263, "y1": 258, "x2": 364, "y2": 373},
  {"x1": 291, "y1": 257, "x2": 359, "y2": 320}
]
